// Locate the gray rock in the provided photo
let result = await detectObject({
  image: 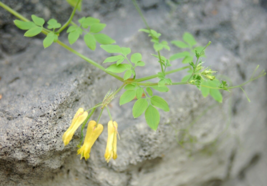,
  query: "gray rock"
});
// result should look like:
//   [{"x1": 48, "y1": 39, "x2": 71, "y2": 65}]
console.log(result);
[{"x1": 0, "y1": 0, "x2": 266, "y2": 186}]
